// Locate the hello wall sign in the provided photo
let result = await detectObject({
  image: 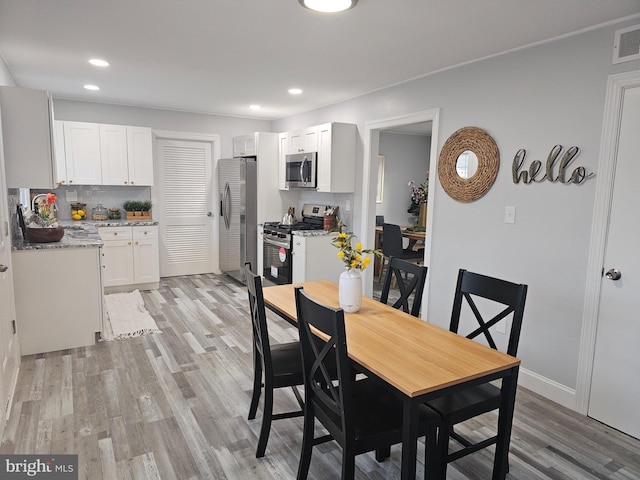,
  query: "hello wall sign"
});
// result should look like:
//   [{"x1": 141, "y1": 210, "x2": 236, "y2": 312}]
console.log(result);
[{"x1": 512, "y1": 145, "x2": 594, "y2": 185}]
